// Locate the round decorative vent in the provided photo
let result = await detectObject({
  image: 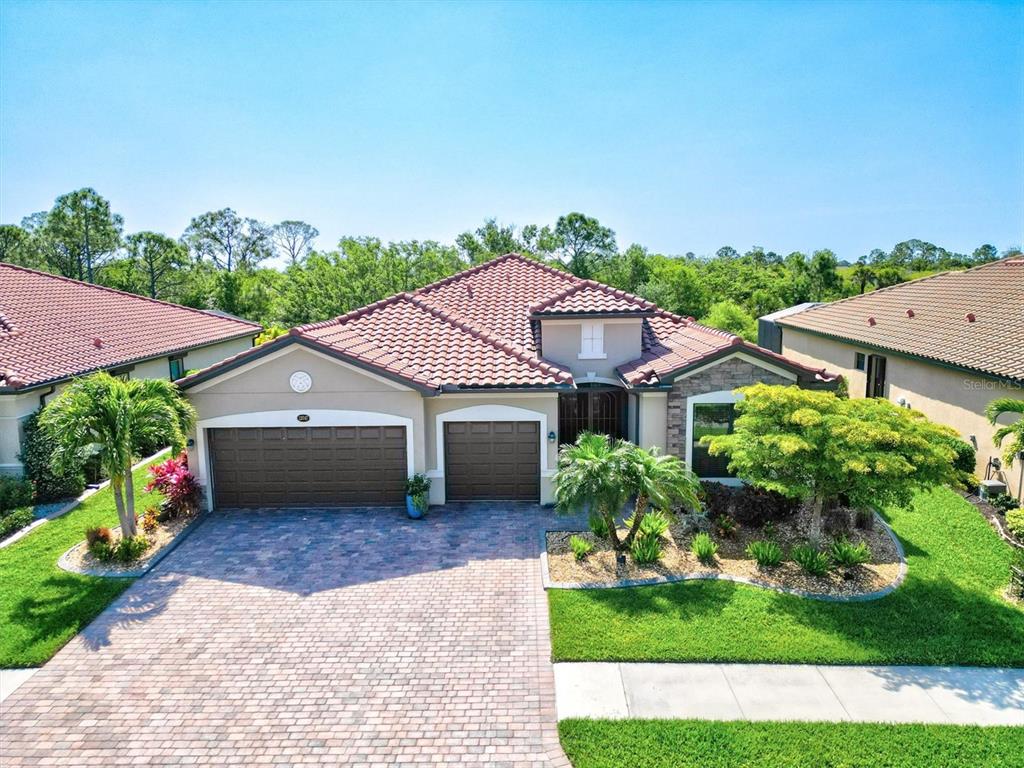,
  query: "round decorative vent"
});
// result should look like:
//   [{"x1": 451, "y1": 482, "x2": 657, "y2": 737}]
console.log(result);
[{"x1": 289, "y1": 371, "x2": 313, "y2": 393}]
